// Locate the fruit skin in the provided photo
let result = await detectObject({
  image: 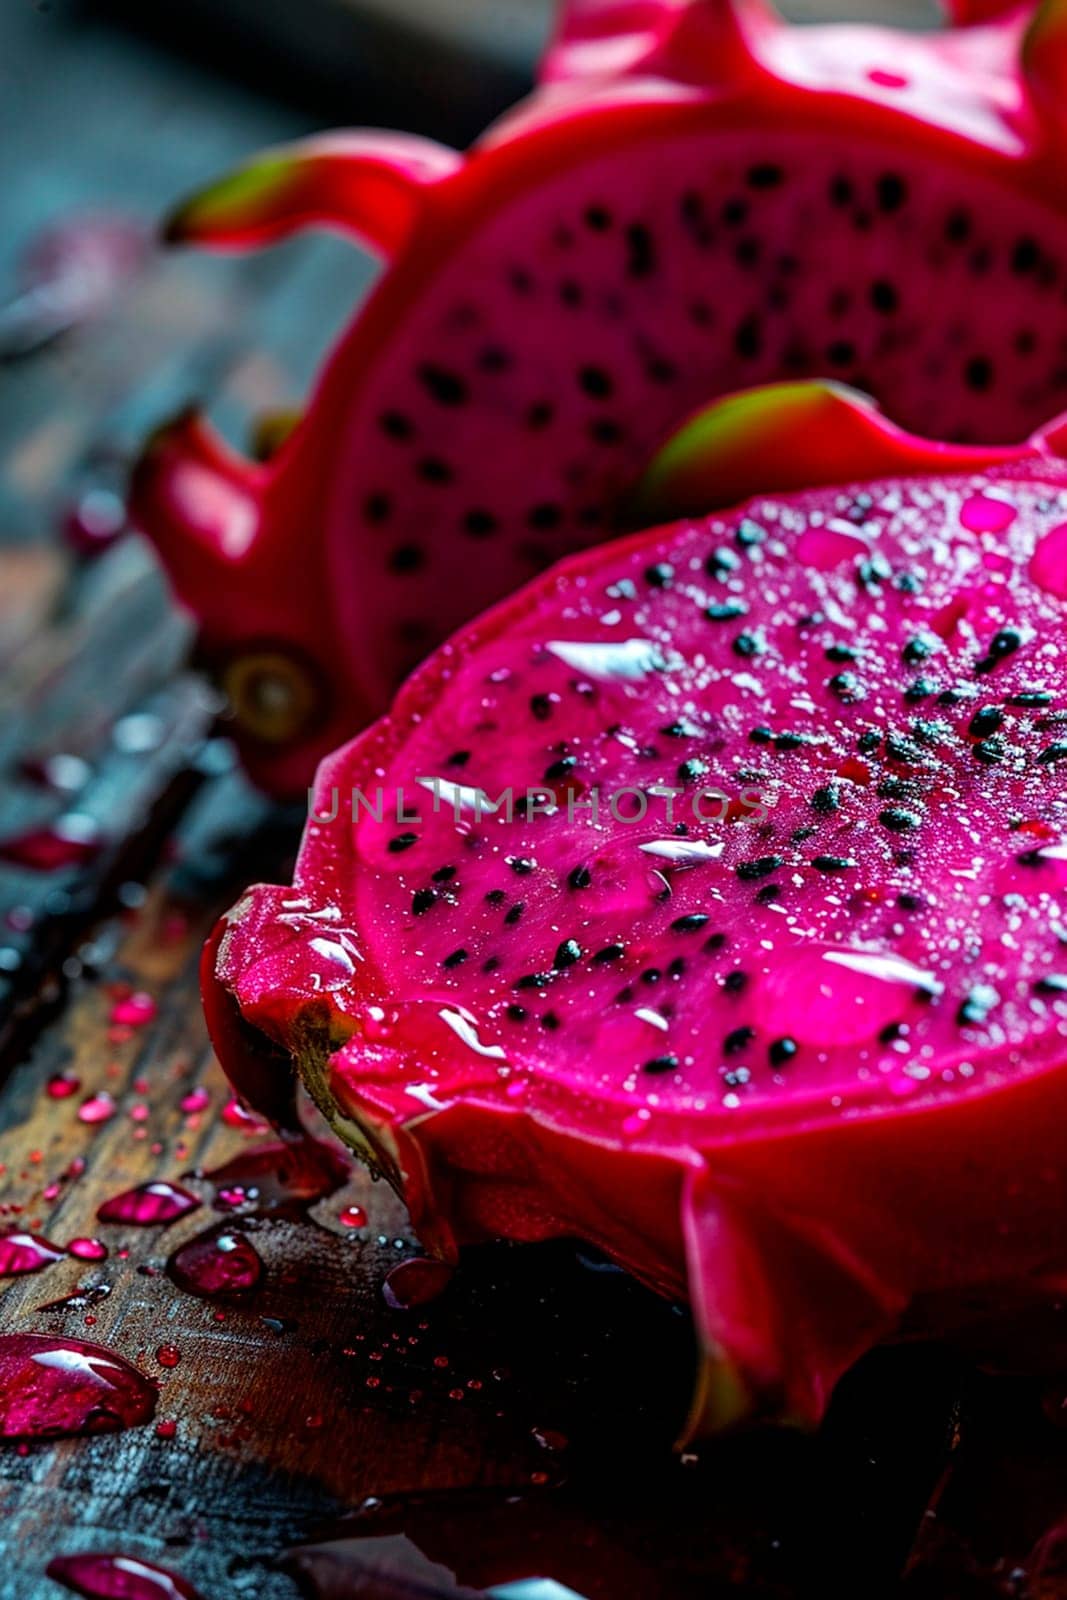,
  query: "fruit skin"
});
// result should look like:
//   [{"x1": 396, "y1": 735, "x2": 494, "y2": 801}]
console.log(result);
[
  {"x1": 205, "y1": 380, "x2": 1067, "y2": 1436},
  {"x1": 131, "y1": 0, "x2": 1067, "y2": 795}
]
